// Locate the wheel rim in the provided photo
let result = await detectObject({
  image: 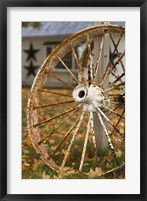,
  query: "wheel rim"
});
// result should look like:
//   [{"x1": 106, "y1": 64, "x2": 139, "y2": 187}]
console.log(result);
[{"x1": 27, "y1": 24, "x2": 125, "y2": 176}]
